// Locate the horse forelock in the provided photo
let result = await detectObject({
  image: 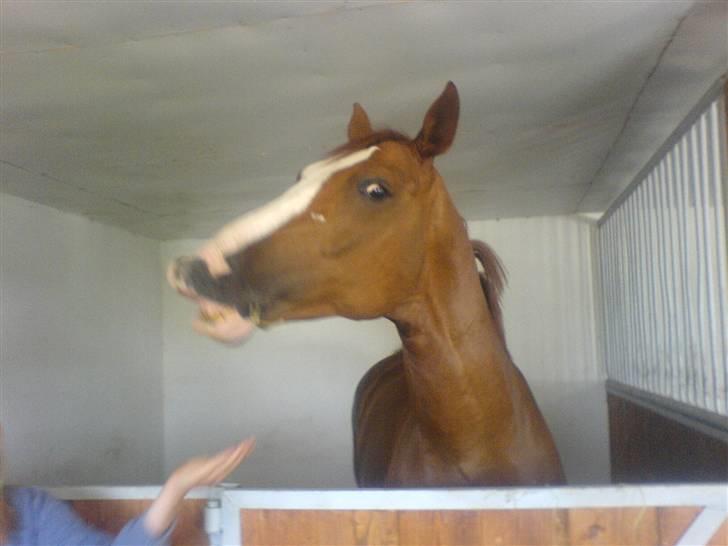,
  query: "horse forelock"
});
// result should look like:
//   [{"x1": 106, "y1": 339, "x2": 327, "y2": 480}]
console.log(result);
[
  {"x1": 330, "y1": 129, "x2": 412, "y2": 157},
  {"x1": 471, "y1": 239, "x2": 508, "y2": 347}
]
